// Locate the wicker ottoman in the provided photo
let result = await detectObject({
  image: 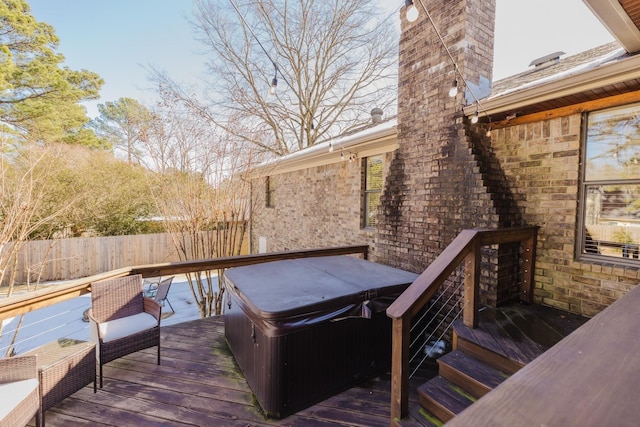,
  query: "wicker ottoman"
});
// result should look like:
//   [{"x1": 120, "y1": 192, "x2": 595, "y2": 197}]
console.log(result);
[{"x1": 24, "y1": 338, "x2": 96, "y2": 425}]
